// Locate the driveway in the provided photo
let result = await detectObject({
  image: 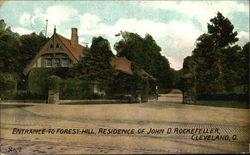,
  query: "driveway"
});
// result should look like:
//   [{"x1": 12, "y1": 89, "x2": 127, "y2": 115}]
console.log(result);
[{"x1": 0, "y1": 90, "x2": 249, "y2": 154}]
